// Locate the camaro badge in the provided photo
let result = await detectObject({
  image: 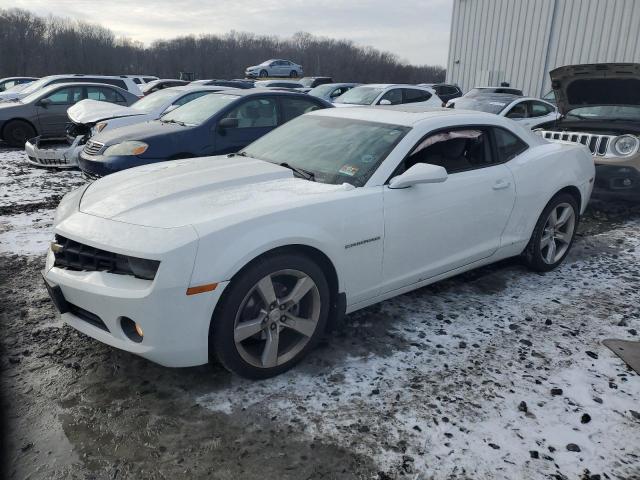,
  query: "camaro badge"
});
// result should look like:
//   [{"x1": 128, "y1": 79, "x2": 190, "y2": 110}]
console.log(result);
[
  {"x1": 345, "y1": 236, "x2": 381, "y2": 249},
  {"x1": 50, "y1": 242, "x2": 64, "y2": 253}
]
